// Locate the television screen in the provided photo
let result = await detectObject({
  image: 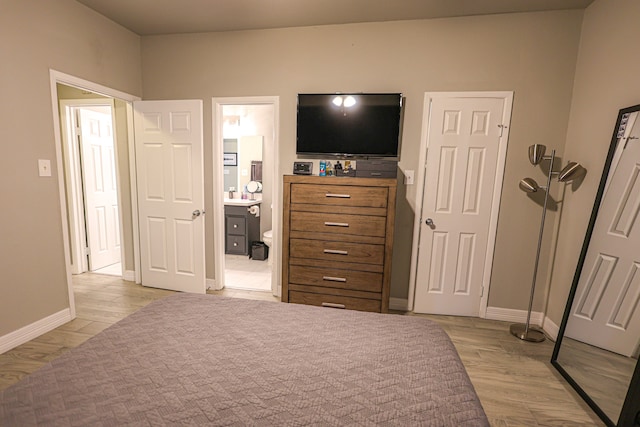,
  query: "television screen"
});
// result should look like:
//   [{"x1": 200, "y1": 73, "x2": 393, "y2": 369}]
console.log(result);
[{"x1": 296, "y1": 93, "x2": 403, "y2": 158}]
